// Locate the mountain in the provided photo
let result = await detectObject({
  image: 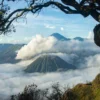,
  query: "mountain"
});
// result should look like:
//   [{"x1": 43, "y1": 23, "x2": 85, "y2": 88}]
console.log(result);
[
  {"x1": 11, "y1": 74, "x2": 100, "y2": 100},
  {"x1": 74, "y1": 37, "x2": 84, "y2": 41},
  {"x1": 0, "y1": 44, "x2": 12, "y2": 52},
  {"x1": 51, "y1": 33, "x2": 85, "y2": 41},
  {"x1": 51, "y1": 33, "x2": 70, "y2": 41},
  {"x1": 24, "y1": 55, "x2": 76, "y2": 73},
  {"x1": 0, "y1": 44, "x2": 24, "y2": 64}
]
